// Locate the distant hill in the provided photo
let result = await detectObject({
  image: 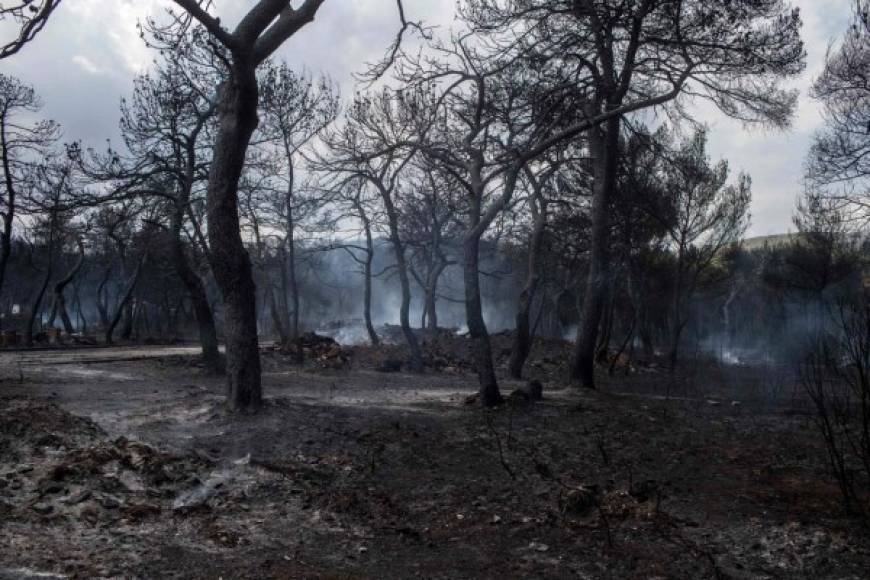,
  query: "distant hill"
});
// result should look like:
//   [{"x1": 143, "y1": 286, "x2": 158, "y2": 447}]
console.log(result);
[{"x1": 741, "y1": 233, "x2": 796, "y2": 250}]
